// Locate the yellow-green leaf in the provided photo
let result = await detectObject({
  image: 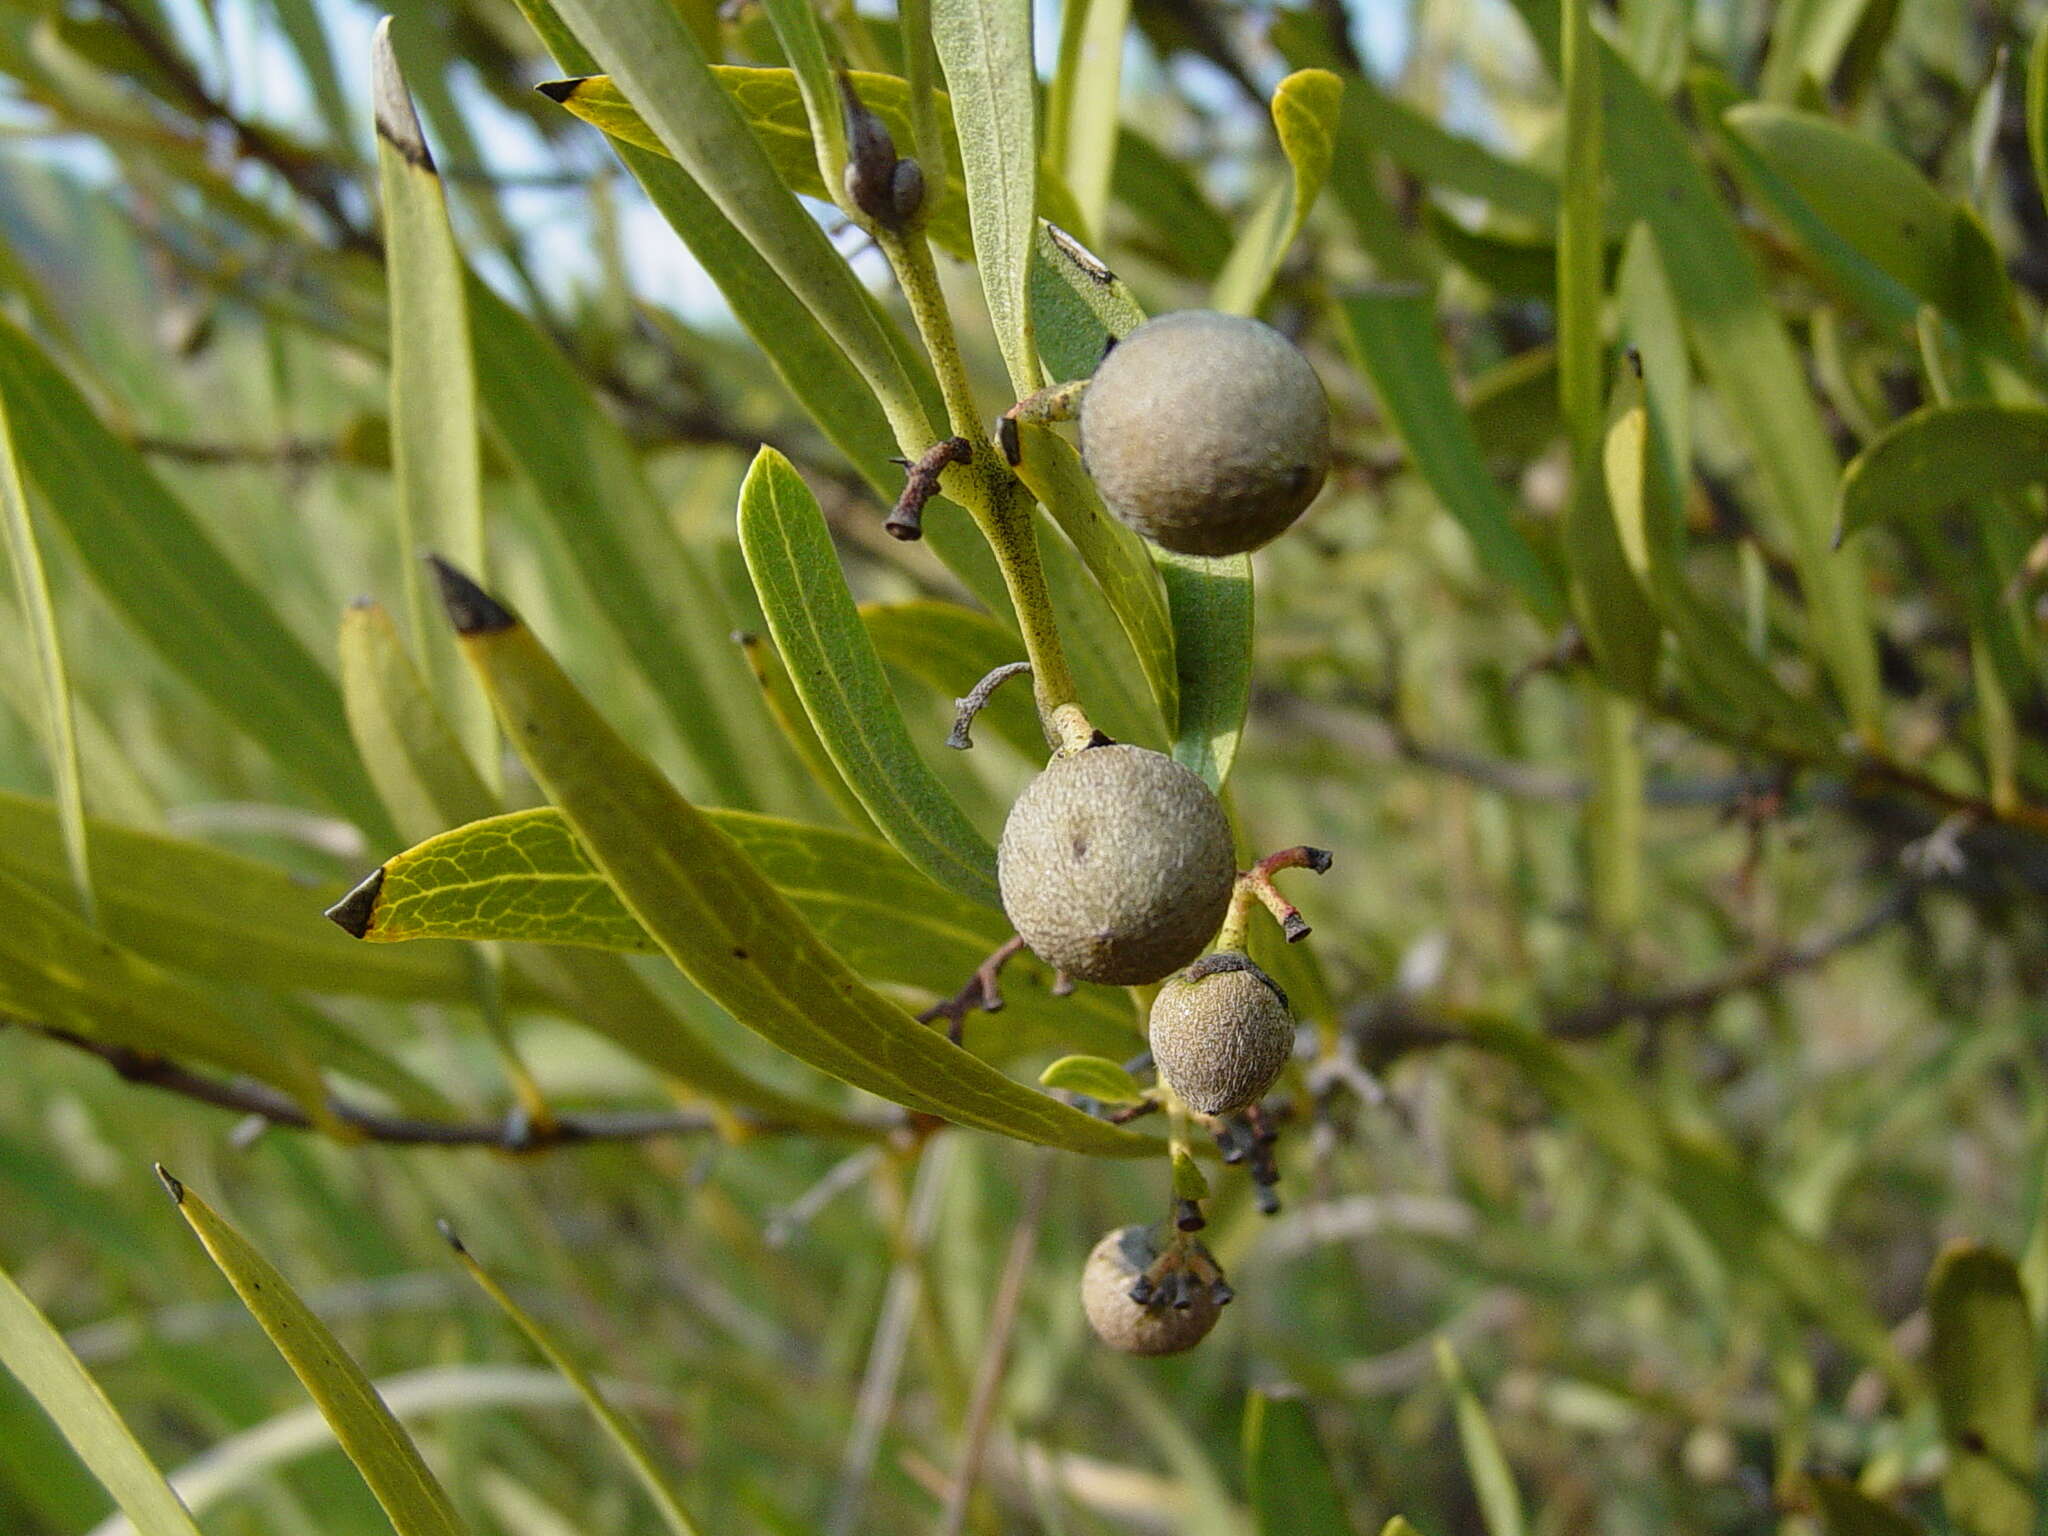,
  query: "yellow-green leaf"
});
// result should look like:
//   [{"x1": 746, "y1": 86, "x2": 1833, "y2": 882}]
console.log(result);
[
  {"x1": 1928, "y1": 1243, "x2": 2037, "y2": 1536},
  {"x1": 160, "y1": 1171, "x2": 470, "y2": 1536},
  {"x1": 0, "y1": 1259, "x2": 202, "y2": 1536},
  {"x1": 1211, "y1": 69, "x2": 1343, "y2": 316},
  {"x1": 1038, "y1": 1054, "x2": 1144, "y2": 1104},
  {"x1": 1837, "y1": 403, "x2": 2048, "y2": 542},
  {"x1": 431, "y1": 559, "x2": 1152, "y2": 1154},
  {"x1": 737, "y1": 447, "x2": 1000, "y2": 908}
]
